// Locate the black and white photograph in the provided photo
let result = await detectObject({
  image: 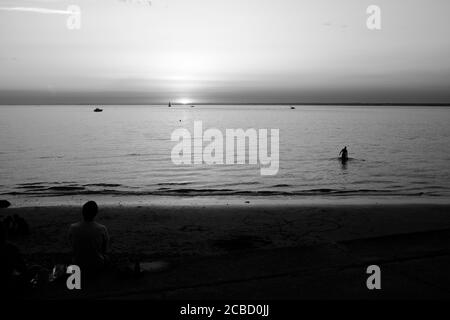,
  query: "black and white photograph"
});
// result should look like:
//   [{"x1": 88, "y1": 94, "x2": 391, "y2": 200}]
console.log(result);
[{"x1": 1, "y1": 0, "x2": 450, "y2": 309}]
